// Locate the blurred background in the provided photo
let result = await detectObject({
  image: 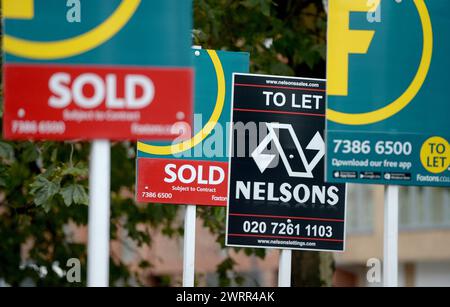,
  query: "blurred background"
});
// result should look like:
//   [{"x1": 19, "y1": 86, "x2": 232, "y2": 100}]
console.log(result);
[{"x1": 1, "y1": 0, "x2": 449, "y2": 287}]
